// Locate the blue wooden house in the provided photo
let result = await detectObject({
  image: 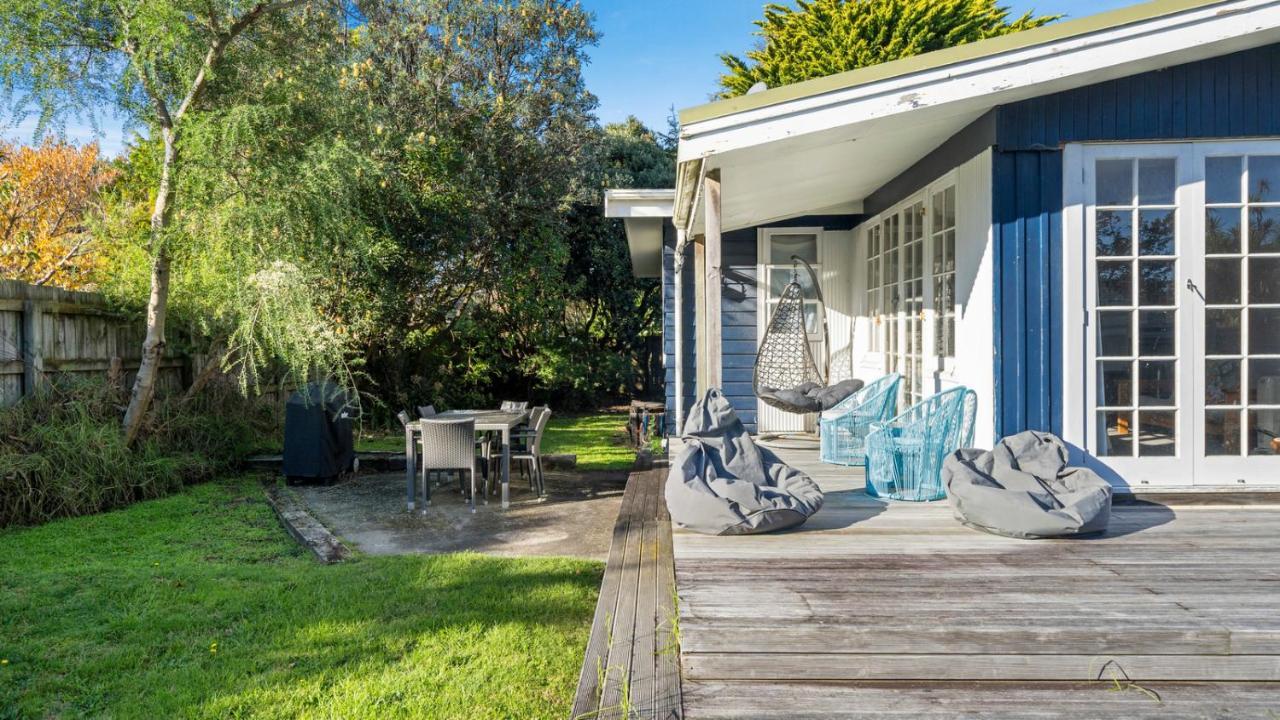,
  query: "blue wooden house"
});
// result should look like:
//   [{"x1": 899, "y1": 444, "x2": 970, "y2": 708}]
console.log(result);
[{"x1": 605, "y1": 0, "x2": 1280, "y2": 490}]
